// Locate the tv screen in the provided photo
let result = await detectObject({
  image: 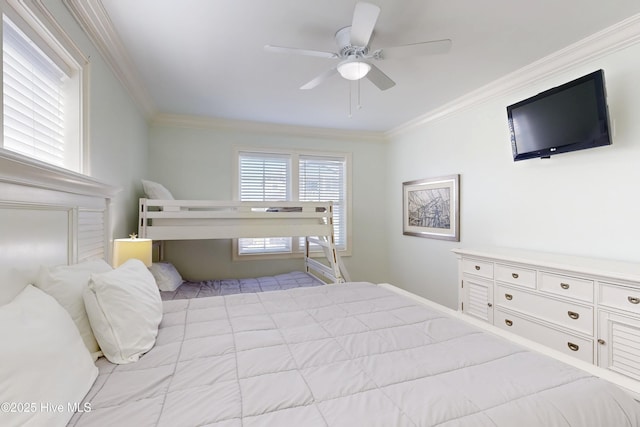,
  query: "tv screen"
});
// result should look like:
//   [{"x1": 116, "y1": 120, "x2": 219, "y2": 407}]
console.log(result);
[{"x1": 507, "y1": 70, "x2": 611, "y2": 161}]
